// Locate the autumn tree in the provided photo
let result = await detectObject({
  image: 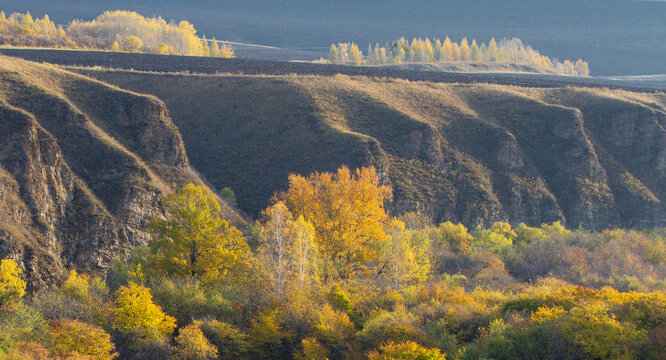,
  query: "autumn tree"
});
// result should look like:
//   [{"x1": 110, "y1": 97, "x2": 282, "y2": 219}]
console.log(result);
[
  {"x1": 384, "y1": 219, "x2": 431, "y2": 290},
  {"x1": 48, "y1": 319, "x2": 118, "y2": 360},
  {"x1": 112, "y1": 282, "x2": 176, "y2": 343},
  {"x1": 148, "y1": 184, "x2": 249, "y2": 285},
  {"x1": 349, "y1": 43, "x2": 363, "y2": 66},
  {"x1": 258, "y1": 202, "x2": 294, "y2": 300},
  {"x1": 459, "y1": 37, "x2": 471, "y2": 61},
  {"x1": 0, "y1": 259, "x2": 26, "y2": 310},
  {"x1": 281, "y1": 166, "x2": 392, "y2": 281},
  {"x1": 293, "y1": 215, "x2": 317, "y2": 294},
  {"x1": 122, "y1": 35, "x2": 143, "y2": 52},
  {"x1": 173, "y1": 322, "x2": 219, "y2": 360},
  {"x1": 367, "y1": 341, "x2": 447, "y2": 360},
  {"x1": 329, "y1": 44, "x2": 339, "y2": 64}
]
